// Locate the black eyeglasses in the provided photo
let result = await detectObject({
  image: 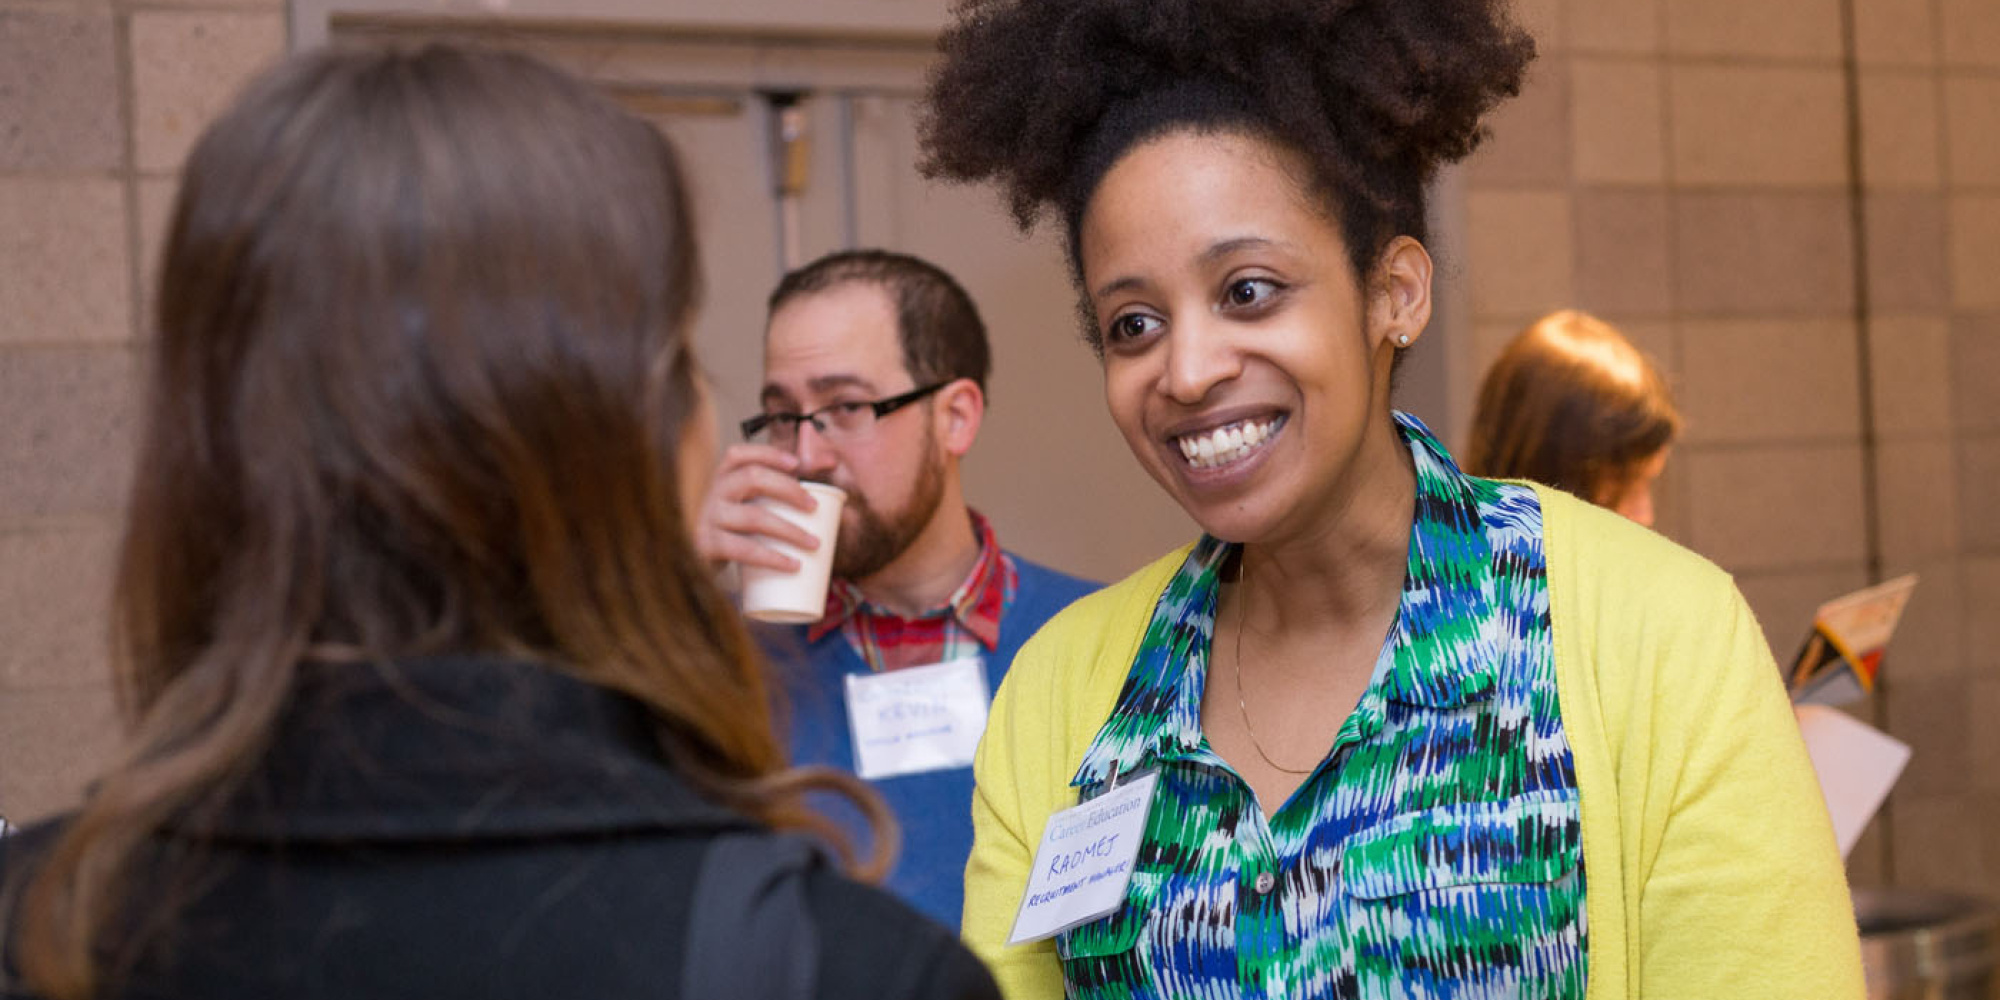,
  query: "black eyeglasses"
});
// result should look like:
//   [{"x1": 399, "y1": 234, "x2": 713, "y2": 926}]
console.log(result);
[{"x1": 740, "y1": 382, "x2": 950, "y2": 446}]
